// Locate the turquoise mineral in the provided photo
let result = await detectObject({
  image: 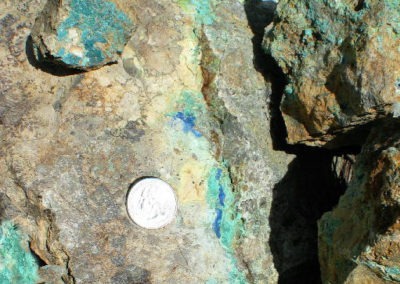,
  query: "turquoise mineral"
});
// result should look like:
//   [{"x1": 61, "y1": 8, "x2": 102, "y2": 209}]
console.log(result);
[{"x1": 31, "y1": 0, "x2": 134, "y2": 70}]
